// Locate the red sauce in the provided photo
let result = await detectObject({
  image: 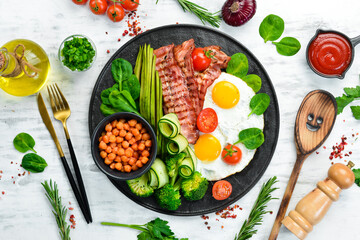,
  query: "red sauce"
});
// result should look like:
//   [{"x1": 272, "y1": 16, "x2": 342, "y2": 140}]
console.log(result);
[{"x1": 308, "y1": 32, "x2": 352, "y2": 76}]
